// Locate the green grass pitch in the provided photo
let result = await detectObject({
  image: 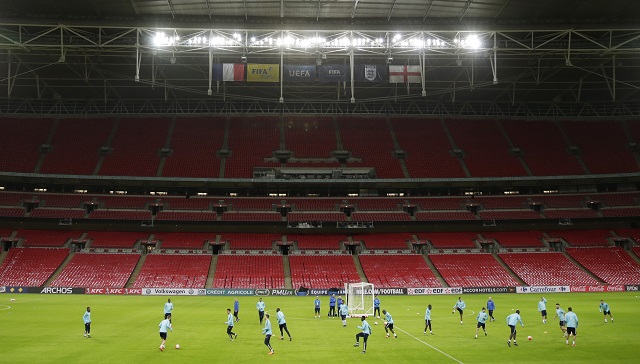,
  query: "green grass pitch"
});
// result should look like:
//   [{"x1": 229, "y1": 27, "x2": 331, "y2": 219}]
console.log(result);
[{"x1": 1, "y1": 292, "x2": 638, "y2": 363}]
